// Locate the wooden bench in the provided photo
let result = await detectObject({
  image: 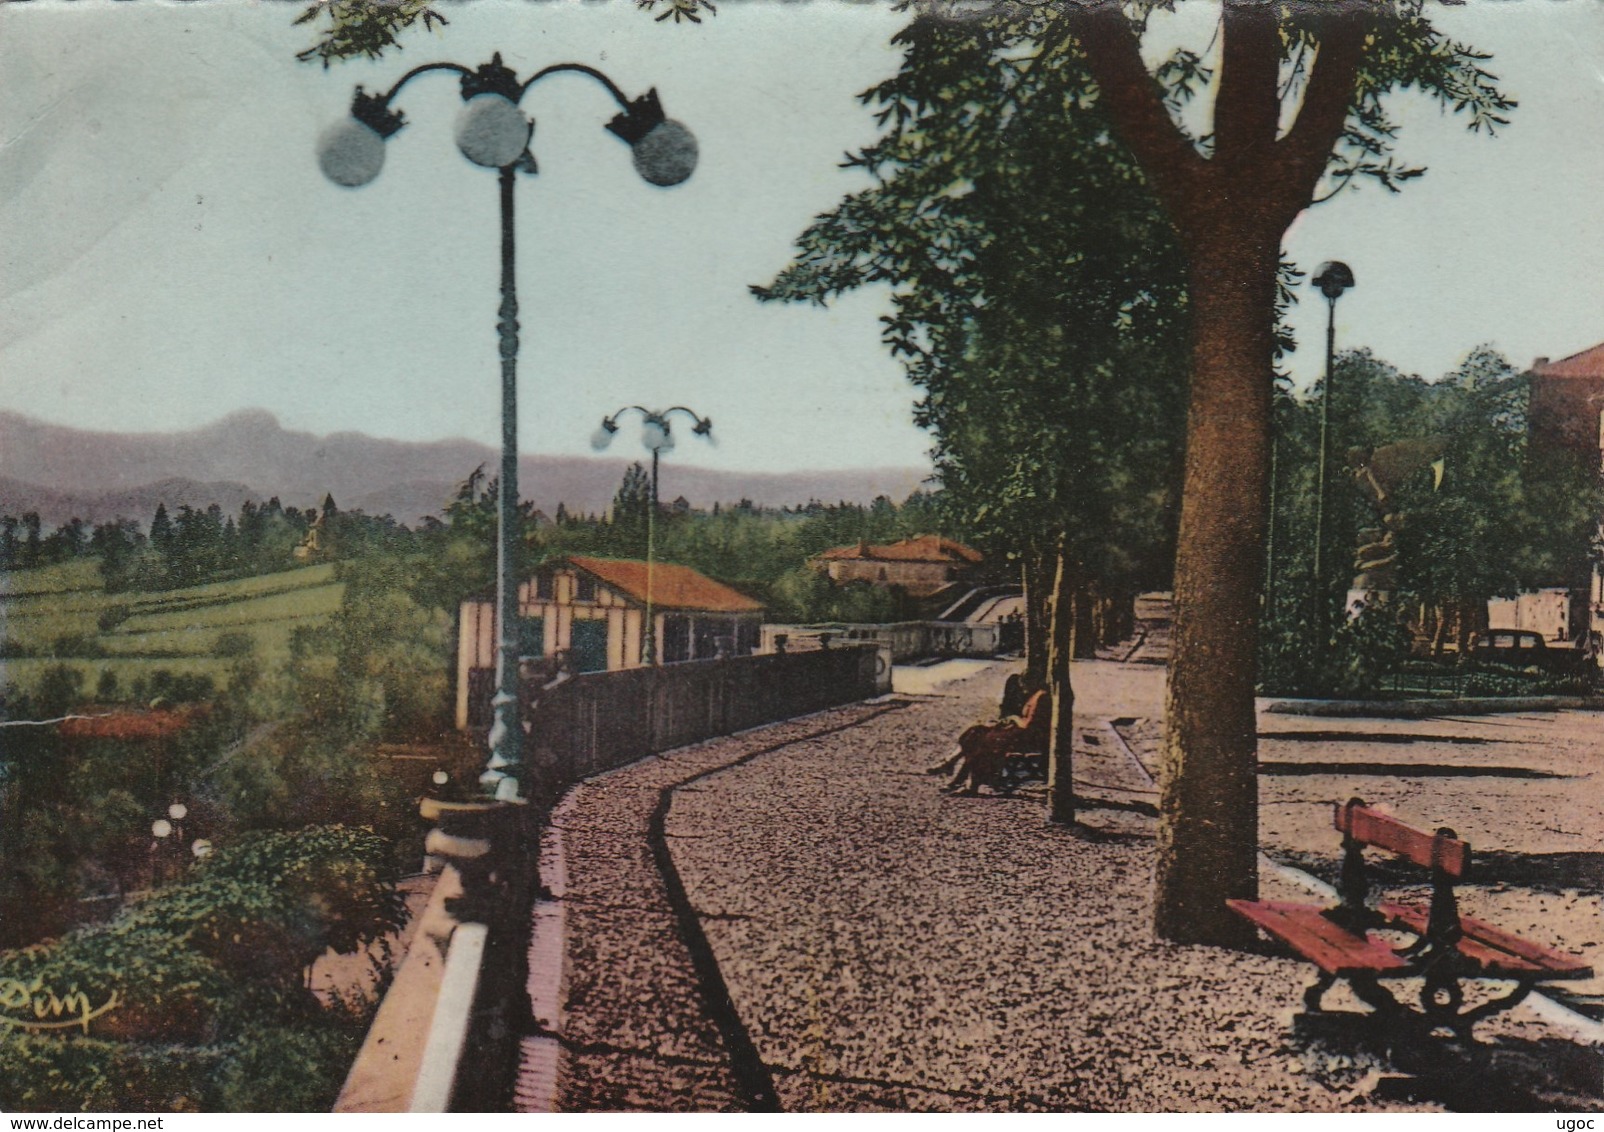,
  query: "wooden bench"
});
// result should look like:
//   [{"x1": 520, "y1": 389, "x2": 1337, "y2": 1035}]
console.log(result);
[{"x1": 1229, "y1": 797, "x2": 1593, "y2": 1037}]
